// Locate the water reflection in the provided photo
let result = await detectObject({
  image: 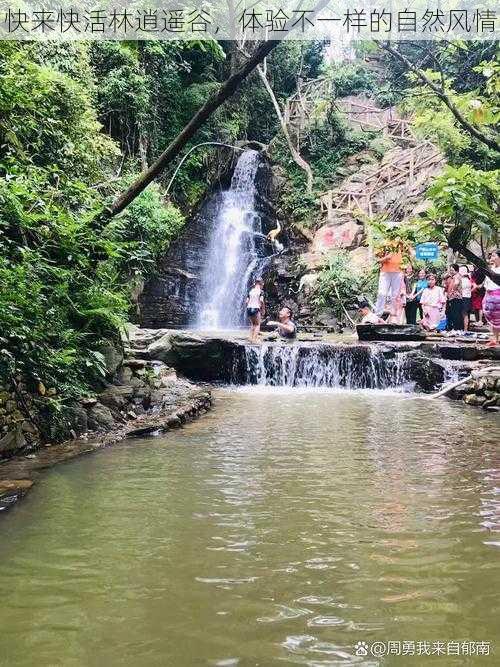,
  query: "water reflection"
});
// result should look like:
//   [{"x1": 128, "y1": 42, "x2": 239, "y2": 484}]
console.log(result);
[{"x1": 0, "y1": 388, "x2": 498, "y2": 666}]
